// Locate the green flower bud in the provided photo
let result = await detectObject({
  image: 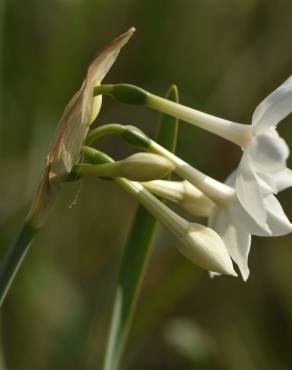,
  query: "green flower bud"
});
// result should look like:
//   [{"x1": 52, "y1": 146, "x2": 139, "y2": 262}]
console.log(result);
[
  {"x1": 117, "y1": 153, "x2": 175, "y2": 181},
  {"x1": 71, "y1": 153, "x2": 175, "y2": 181}
]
